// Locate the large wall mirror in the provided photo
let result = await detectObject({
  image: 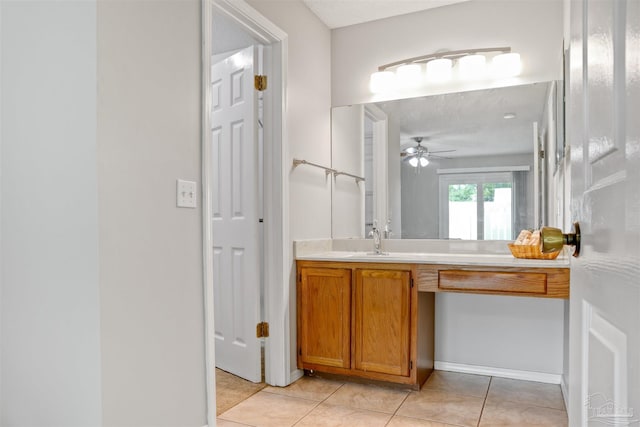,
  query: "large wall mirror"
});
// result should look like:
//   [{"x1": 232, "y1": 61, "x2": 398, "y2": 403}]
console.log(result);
[{"x1": 331, "y1": 81, "x2": 564, "y2": 240}]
